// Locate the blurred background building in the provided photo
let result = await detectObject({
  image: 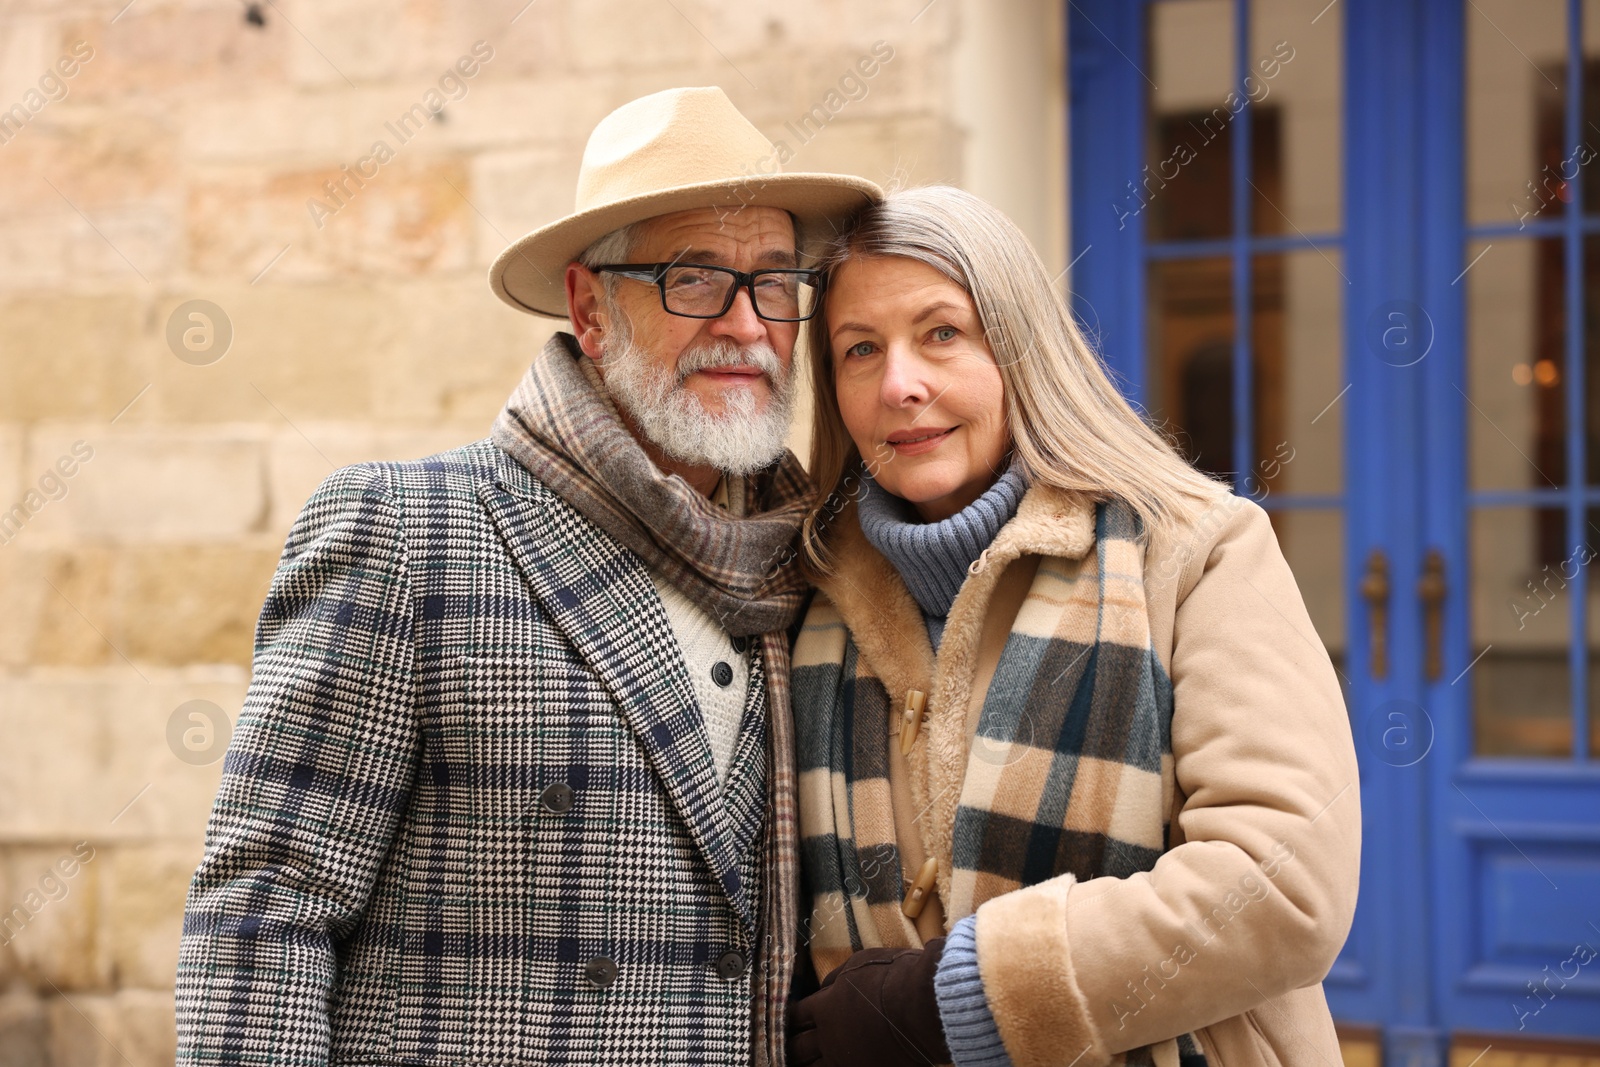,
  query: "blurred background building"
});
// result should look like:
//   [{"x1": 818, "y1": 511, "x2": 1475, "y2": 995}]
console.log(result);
[{"x1": 0, "y1": 0, "x2": 1594, "y2": 1064}]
